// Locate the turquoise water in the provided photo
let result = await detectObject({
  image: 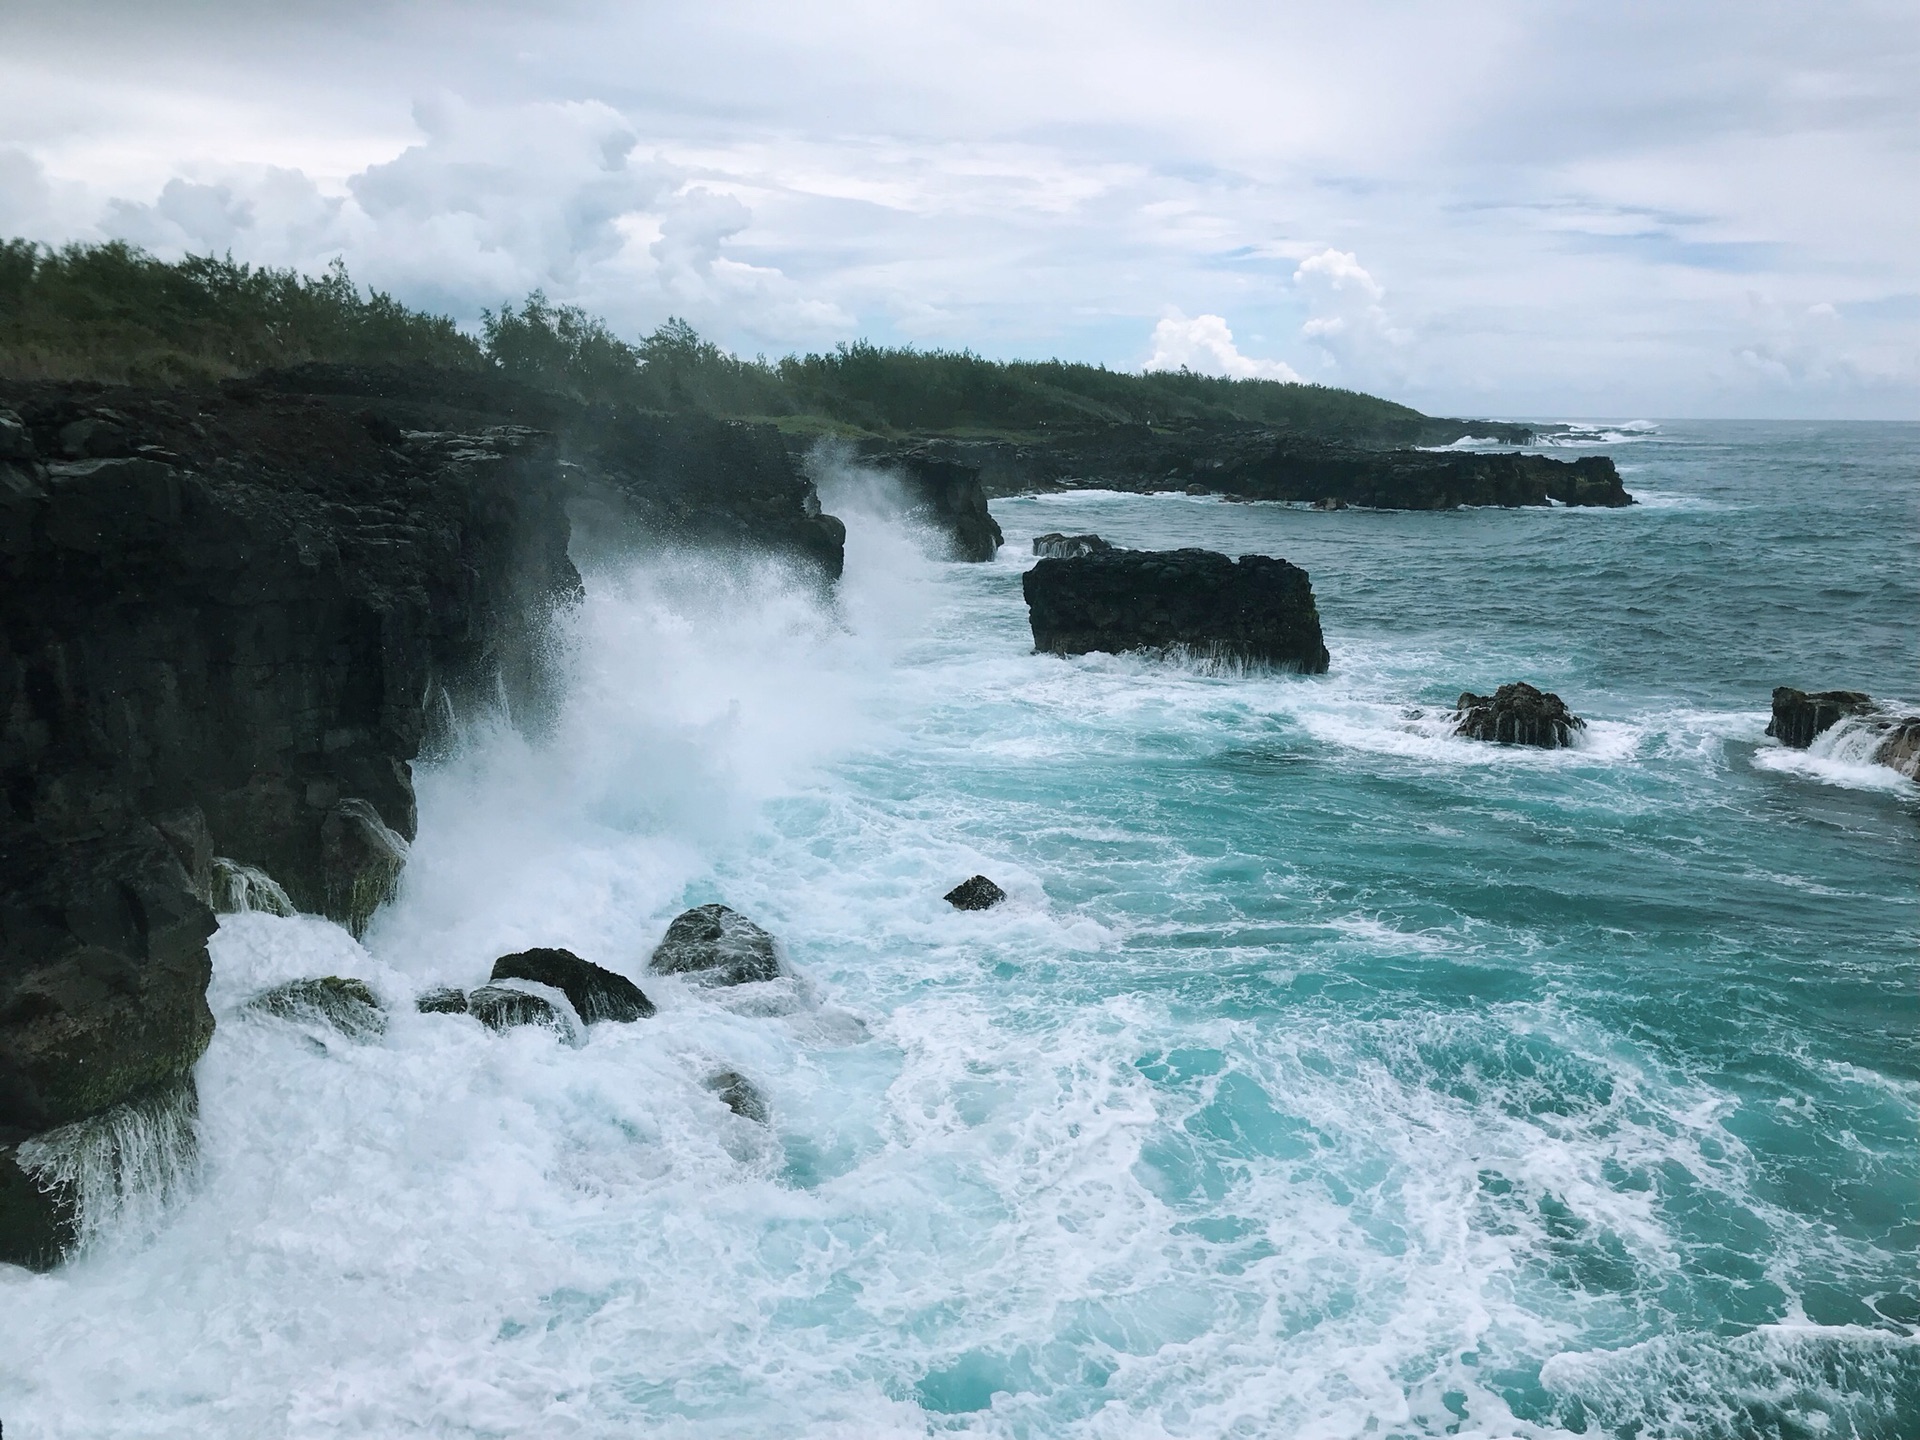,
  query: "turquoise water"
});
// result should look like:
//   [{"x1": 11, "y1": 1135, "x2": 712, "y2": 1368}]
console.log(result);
[{"x1": 2, "y1": 421, "x2": 1915, "y2": 1437}]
